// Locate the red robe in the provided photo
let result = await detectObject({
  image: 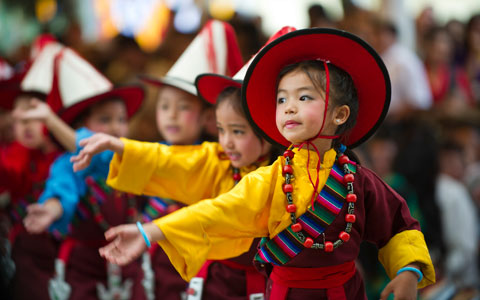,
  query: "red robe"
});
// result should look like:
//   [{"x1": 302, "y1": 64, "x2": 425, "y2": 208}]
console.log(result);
[{"x1": 0, "y1": 142, "x2": 61, "y2": 300}]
